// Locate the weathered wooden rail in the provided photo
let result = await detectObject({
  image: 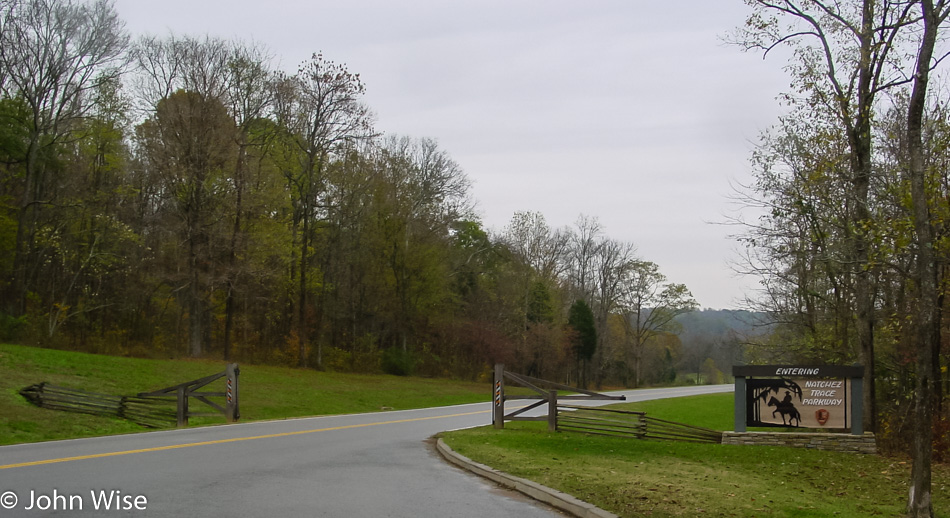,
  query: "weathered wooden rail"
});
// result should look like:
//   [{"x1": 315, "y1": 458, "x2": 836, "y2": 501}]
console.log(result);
[
  {"x1": 492, "y1": 364, "x2": 625, "y2": 430},
  {"x1": 19, "y1": 363, "x2": 239, "y2": 428},
  {"x1": 137, "y1": 363, "x2": 240, "y2": 427},
  {"x1": 19, "y1": 383, "x2": 178, "y2": 428},
  {"x1": 557, "y1": 405, "x2": 722, "y2": 444}
]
